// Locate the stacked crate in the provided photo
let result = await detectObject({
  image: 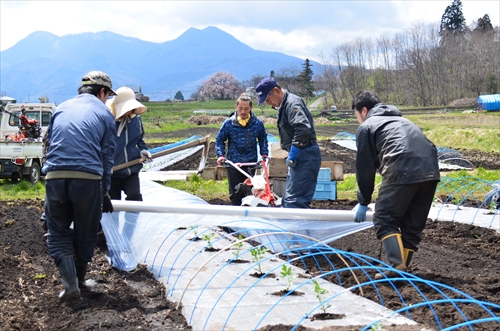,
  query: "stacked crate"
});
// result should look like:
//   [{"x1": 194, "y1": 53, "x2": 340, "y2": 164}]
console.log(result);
[{"x1": 313, "y1": 168, "x2": 336, "y2": 200}]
